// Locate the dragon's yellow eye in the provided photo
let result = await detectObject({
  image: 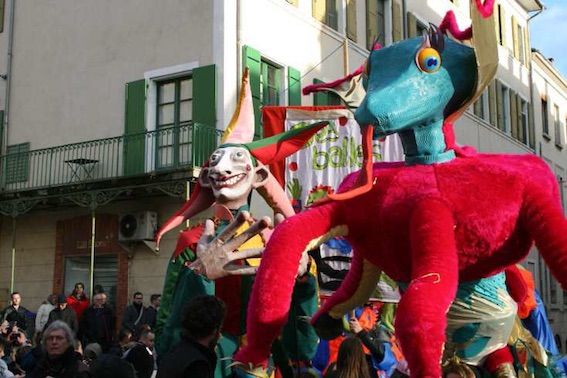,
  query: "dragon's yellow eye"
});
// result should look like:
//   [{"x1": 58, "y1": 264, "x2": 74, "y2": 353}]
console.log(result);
[{"x1": 416, "y1": 47, "x2": 441, "y2": 73}]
